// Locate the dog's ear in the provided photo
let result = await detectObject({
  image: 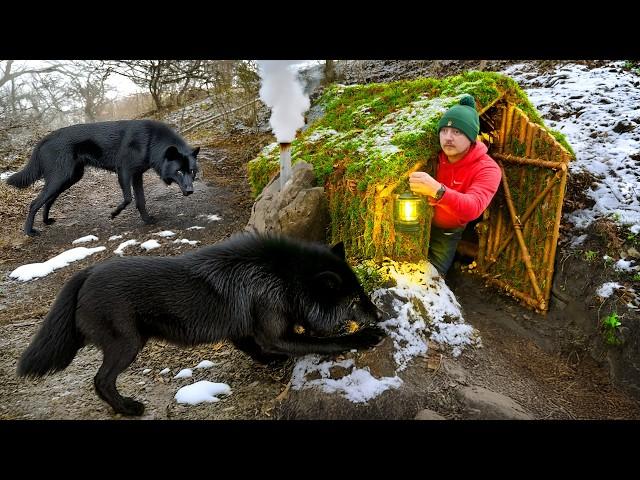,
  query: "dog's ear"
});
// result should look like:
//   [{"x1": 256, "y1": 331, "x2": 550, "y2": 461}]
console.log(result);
[
  {"x1": 192, "y1": 147, "x2": 200, "y2": 158},
  {"x1": 331, "y1": 242, "x2": 346, "y2": 260},
  {"x1": 164, "y1": 145, "x2": 181, "y2": 161},
  {"x1": 314, "y1": 271, "x2": 343, "y2": 291}
]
